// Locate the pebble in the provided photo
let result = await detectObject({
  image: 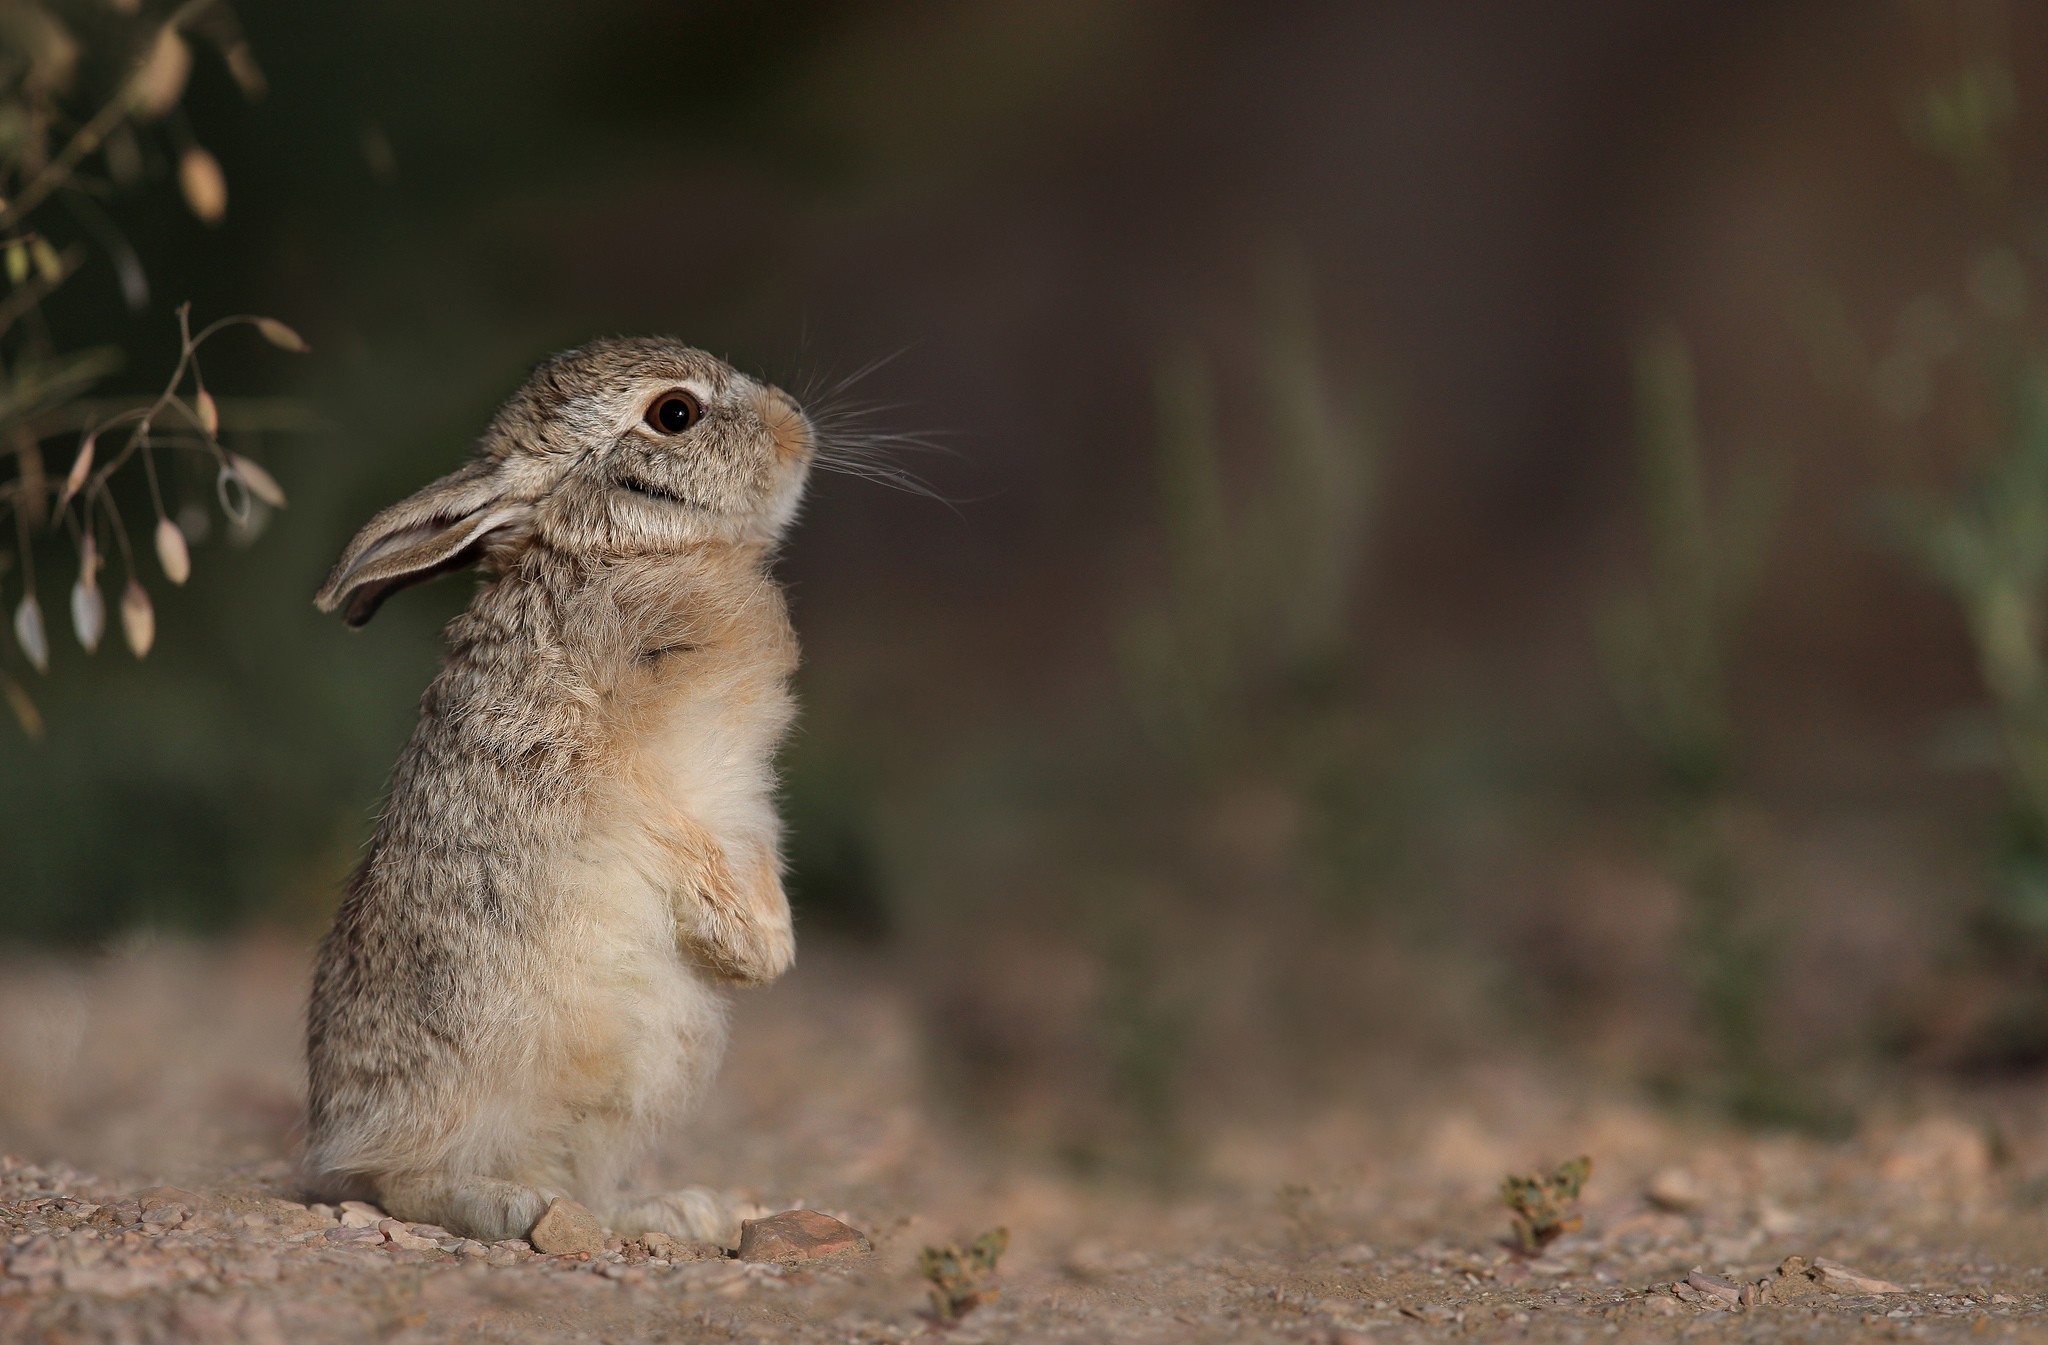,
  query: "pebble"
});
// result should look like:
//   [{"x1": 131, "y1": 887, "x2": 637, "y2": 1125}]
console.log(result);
[
  {"x1": 324, "y1": 1226, "x2": 383, "y2": 1246},
  {"x1": 528, "y1": 1197, "x2": 607, "y2": 1255},
  {"x1": 736, "y1": 1209, "x2": 872, "y2": 1263},
  {"x1": 1645, "y1": 1168, "x2": 1702, "y2": 1212},
  {"x1": 1683, "y1": 1269, "x2": 1741, "y2": 1306},
  {"x1": 378, "y1": 1219, "x2": 441, "y2": 1251},
  {"x1": 1809, "y1": 1257, "x2": 1906, "y2": 1295}
]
